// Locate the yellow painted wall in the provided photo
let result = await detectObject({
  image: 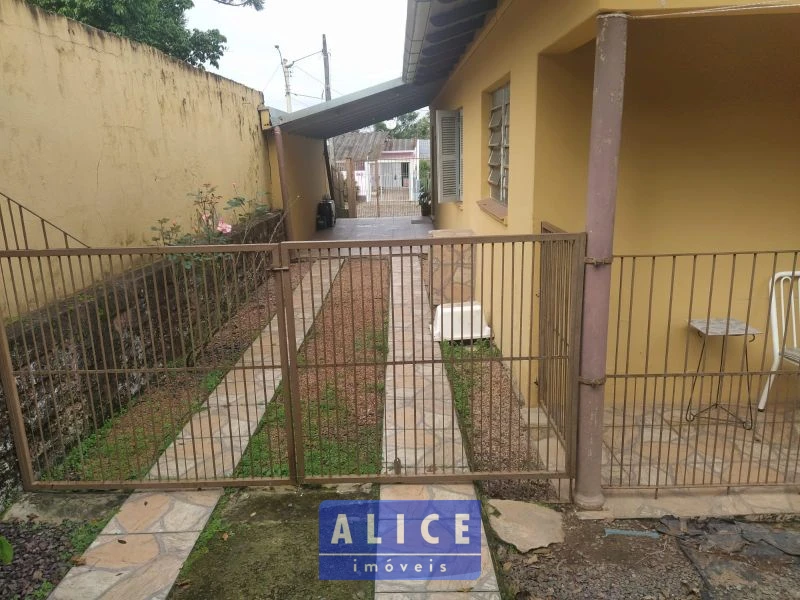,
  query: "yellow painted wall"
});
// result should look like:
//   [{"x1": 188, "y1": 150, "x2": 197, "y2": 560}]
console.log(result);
[
  {"x1": 432, "y1": 1, "x2": 800, "y2": 409},
  {"x1": 266, "y1": 132, "x2": 328, "y2": 242},
  {"x1": 609, "y1": 14, "x2": 800, "y2": 410},
  {"x1": 0, "y1": 0, "x2": 270, "y2": 250},
  {"x1": 534, "y1": 14, "x2": 800, "y2": 409},
  {"x1": 431, "y1": 0, "x2": 599, "y2": 407}
]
